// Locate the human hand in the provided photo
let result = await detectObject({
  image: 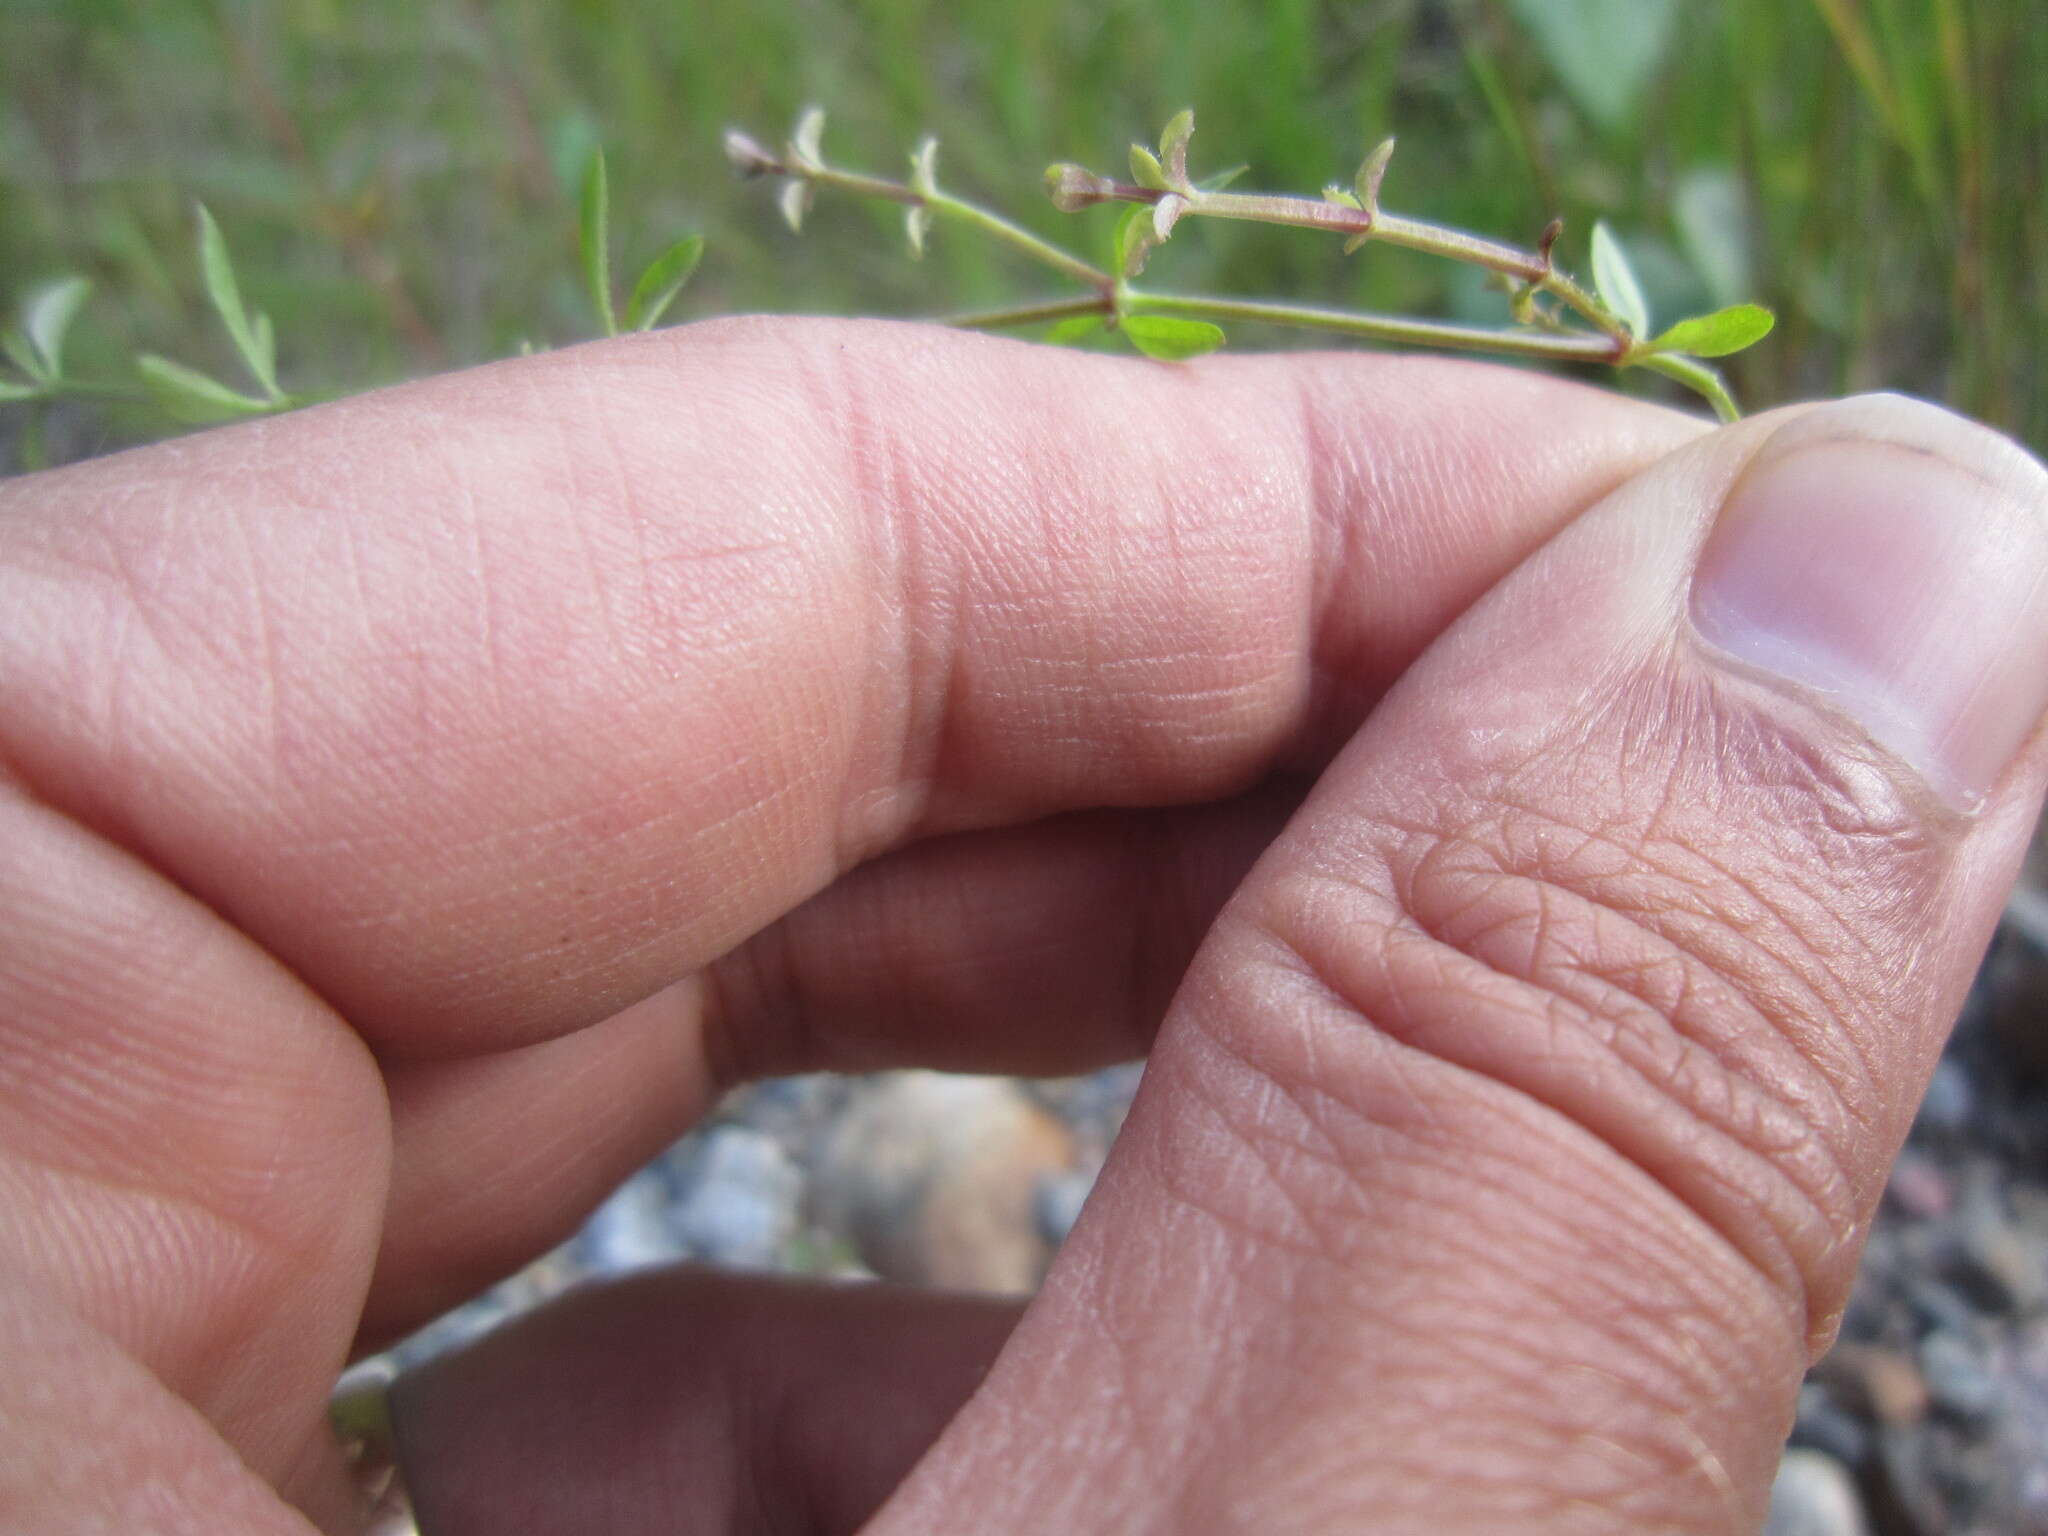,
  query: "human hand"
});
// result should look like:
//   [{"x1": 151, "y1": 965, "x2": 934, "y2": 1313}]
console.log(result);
[{"x1": 3, "y1": 319, "x2": 2044, "y2": 1534}]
